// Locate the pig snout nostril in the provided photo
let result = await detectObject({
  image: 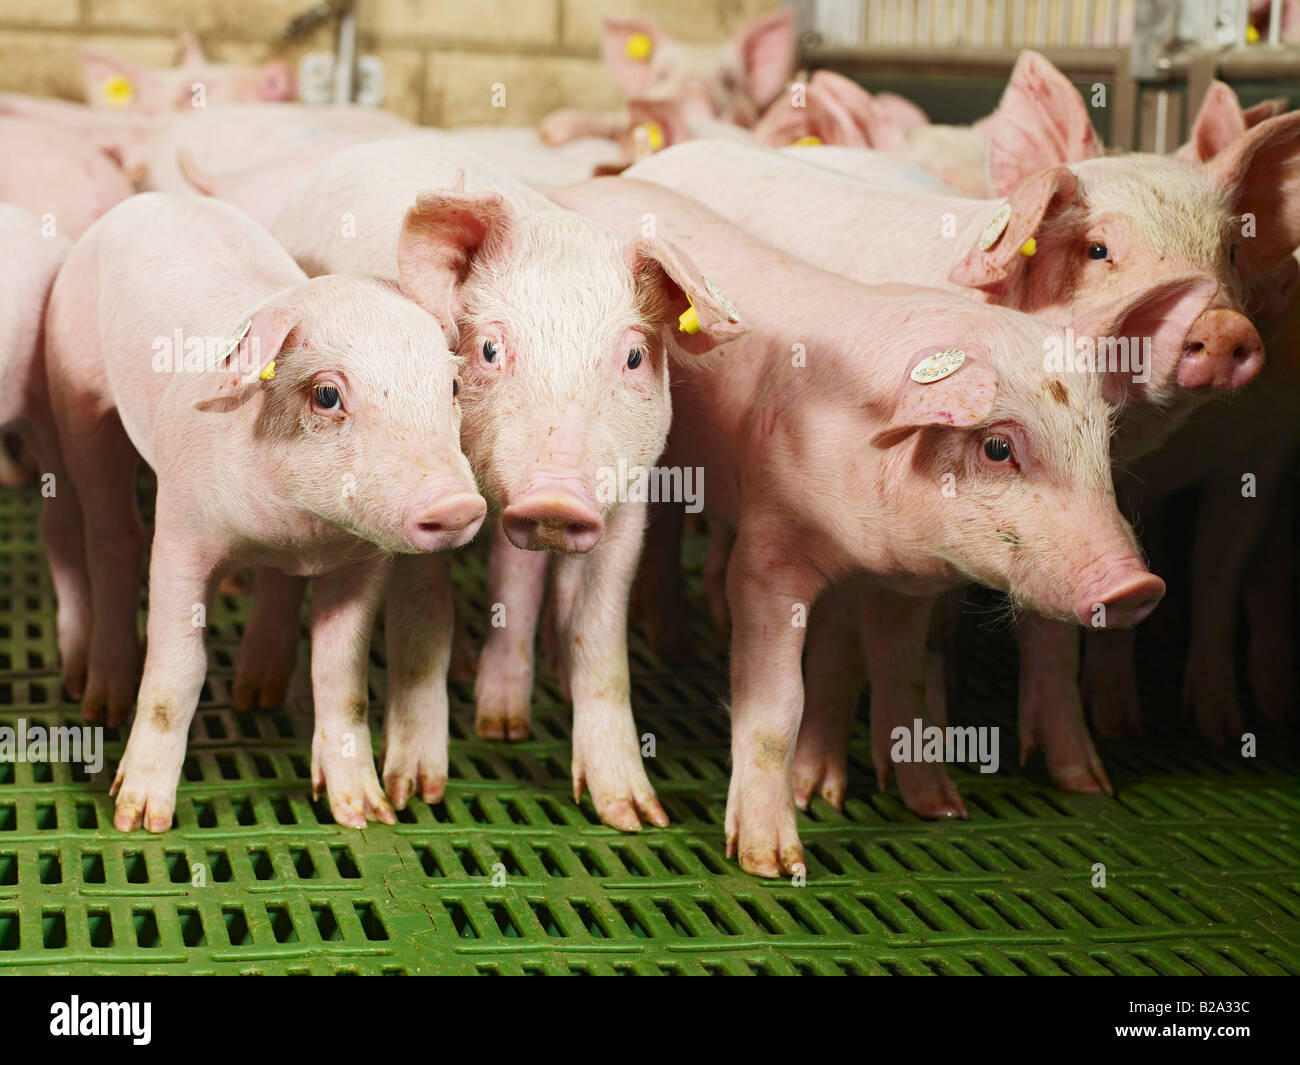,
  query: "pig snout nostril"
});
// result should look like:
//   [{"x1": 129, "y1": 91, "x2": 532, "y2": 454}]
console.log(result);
[
  {"x1": 1177, "y1": 309, "x2": 1265, "y2": 392},
  {"x1": 405, "y1": 491, "x2": 487, "y2": 550},
  {"x1": 502, "y1": 490, "x2": 604, "y2": 554}
]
